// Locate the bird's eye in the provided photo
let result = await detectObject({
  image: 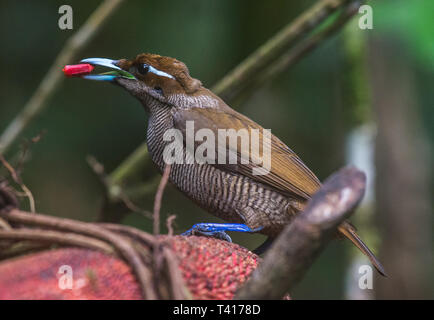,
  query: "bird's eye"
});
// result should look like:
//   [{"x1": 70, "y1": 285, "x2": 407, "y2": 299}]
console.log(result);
[
  {"x1": 137, "y1": 63, "x2": 149, "y2": 75},
  {"x1": 154, "y1": 86, "x2": 163, "y2": 95}
]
